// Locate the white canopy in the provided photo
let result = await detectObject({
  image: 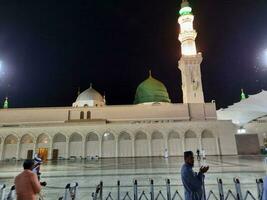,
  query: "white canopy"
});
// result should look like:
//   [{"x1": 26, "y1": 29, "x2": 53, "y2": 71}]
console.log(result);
[{"x1": 217, "y1": 90, "x2": 267, "y2": 125}]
